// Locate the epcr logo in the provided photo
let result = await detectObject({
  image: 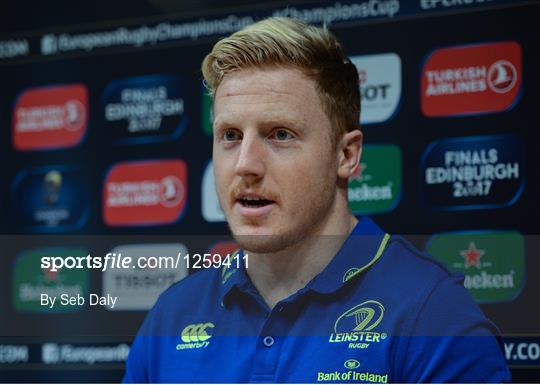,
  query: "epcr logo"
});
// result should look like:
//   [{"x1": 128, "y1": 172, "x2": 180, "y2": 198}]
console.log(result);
[{"x1": 42, "y1": 343, "x2": 60, "y2": 364}]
